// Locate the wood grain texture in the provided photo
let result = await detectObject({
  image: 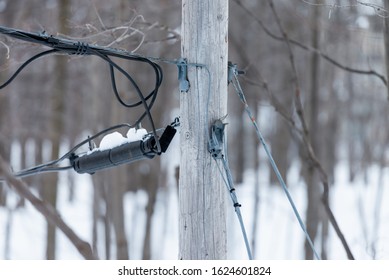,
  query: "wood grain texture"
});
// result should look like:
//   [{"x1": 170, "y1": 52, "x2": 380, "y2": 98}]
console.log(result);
[{"x1": 179, "y1": 0, "x2": 229, "y2": 260}]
